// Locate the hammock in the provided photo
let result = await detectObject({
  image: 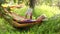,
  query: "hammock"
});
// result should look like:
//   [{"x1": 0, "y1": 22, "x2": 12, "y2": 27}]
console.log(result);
[{"x1": 3, "y1": 8, "x2": 45, "y2": 27}]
